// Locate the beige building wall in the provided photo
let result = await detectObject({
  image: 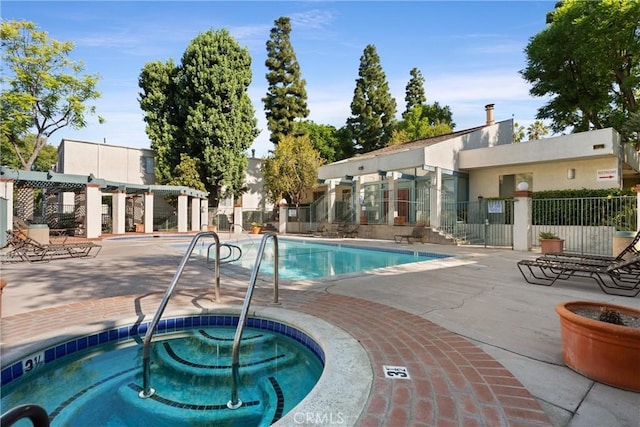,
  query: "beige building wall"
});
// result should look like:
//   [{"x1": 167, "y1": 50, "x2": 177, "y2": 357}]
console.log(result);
[
  {"x1": 469, "y1": 157, "x2": 620, "y2": 199},
  {"x1": 58, "y1": 139, "x2": 155, "y2": 185}
]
